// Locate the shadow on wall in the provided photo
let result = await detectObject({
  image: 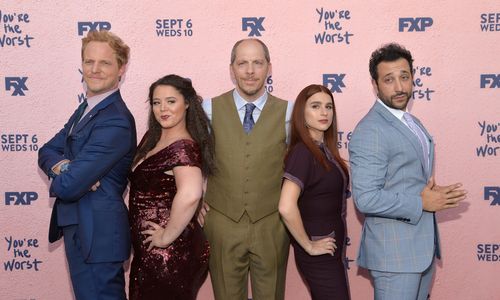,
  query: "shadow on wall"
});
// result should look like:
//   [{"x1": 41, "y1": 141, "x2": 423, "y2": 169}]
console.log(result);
[
  {"x1": 353, "y1": 208, "x2": 373, "y2": 287},
  {"x1": 437, "y1": 200, "x2": 469, "y2": 223}
]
